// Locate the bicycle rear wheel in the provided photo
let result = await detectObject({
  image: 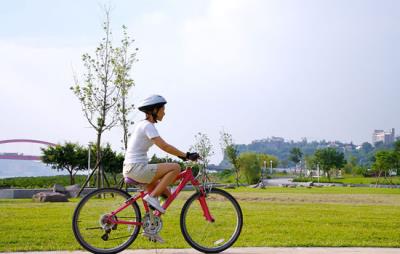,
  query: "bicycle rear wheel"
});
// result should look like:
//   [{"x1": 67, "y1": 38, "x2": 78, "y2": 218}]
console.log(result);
[
  {"x1": 72, "y1": 188, "x2": 141, "y2": 254},
  {"x1": 180, "y1": 188, "x2": 243, "y2": 253}
]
